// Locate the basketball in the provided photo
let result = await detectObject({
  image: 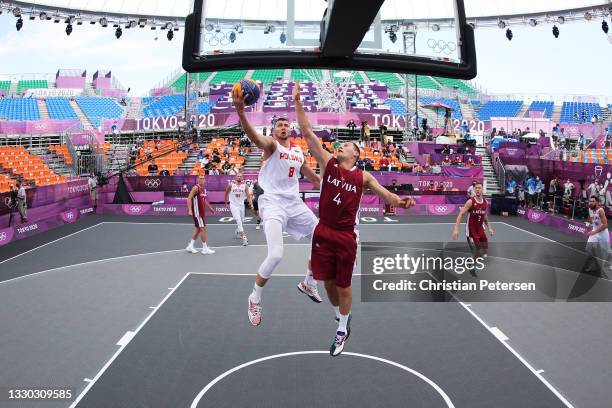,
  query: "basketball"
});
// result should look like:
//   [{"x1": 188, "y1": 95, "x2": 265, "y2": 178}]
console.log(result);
[{"x1": 233, "y1": 78, "x2": 260, "y2": 106}]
